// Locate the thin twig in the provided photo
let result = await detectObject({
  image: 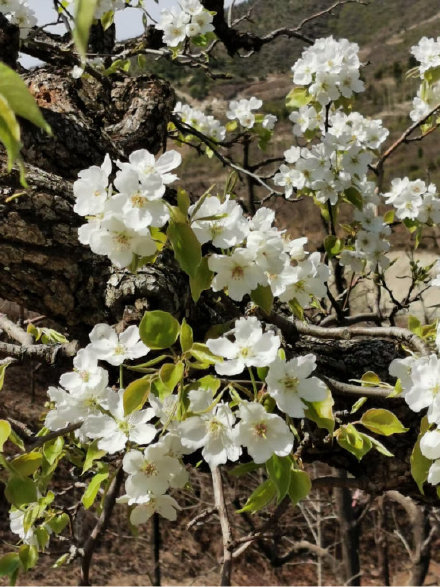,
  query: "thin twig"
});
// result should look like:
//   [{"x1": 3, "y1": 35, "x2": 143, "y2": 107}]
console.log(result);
[
  {"x1": 79, "y1": 467, "x2": 124, "y2": 586},
  {"x1": 211, "y1": 467, "x2": 233, "y2": 586}
]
